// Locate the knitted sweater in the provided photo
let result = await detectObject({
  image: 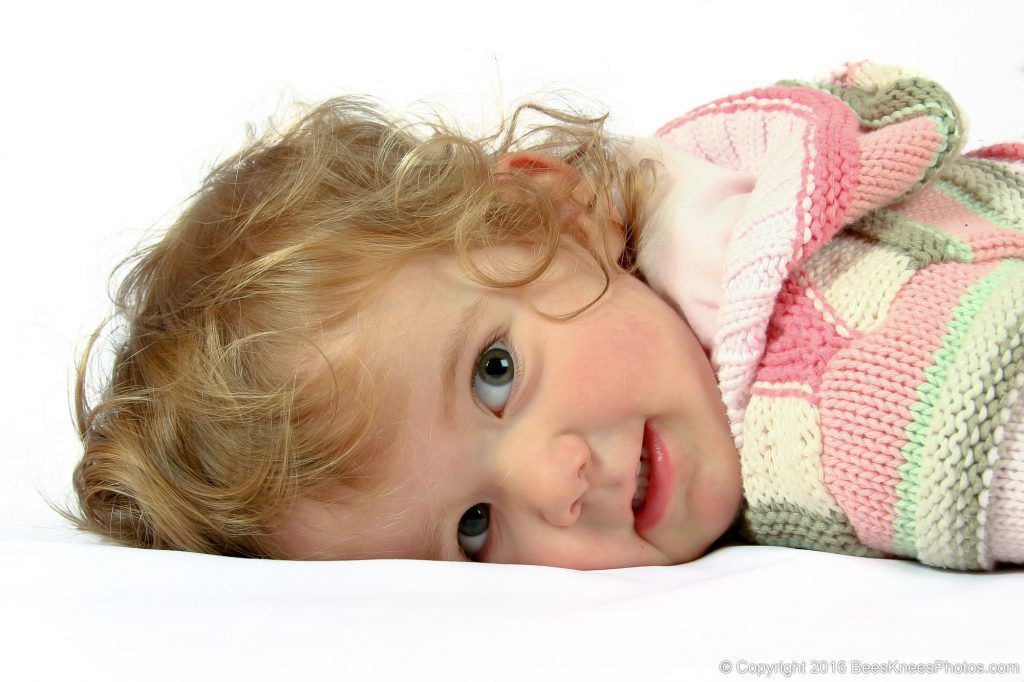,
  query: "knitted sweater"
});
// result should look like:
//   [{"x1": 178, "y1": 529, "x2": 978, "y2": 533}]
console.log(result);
[{"x1": 636, "y1": 62, "x2": 1024, "y2": 570}]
